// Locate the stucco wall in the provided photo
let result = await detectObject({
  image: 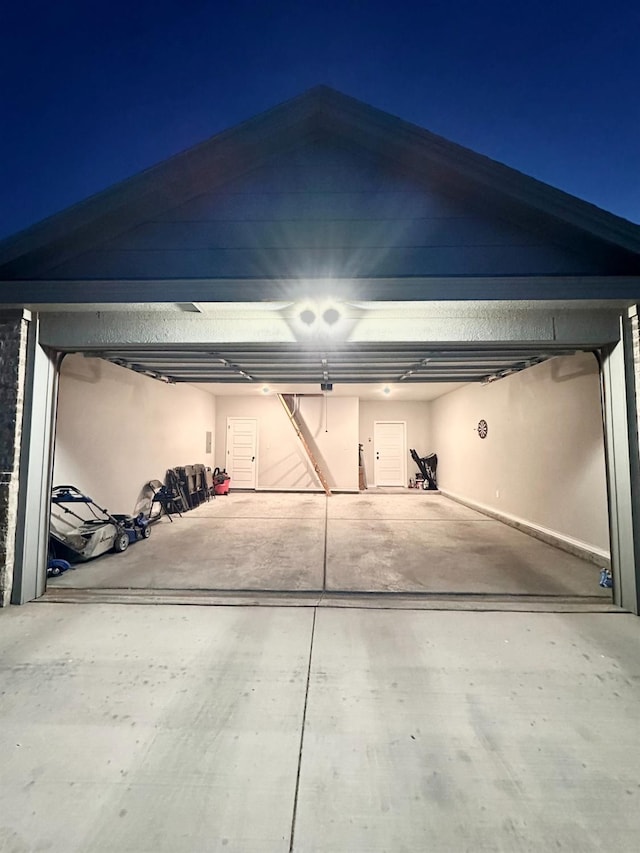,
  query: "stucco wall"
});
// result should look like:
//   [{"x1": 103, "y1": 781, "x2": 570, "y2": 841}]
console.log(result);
[
  {"x1": 359, "y1": 400, "x2": 432, "y2": 487},
  {"x1": 53, "y1": 355, "x2": 216, "y2": 515},
  {"x1": 430, "y1": 352, "x2": 610, "y2": 558},
  {"x1": 214, "y1": 394, "x2": 359, "y2": 491}
]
